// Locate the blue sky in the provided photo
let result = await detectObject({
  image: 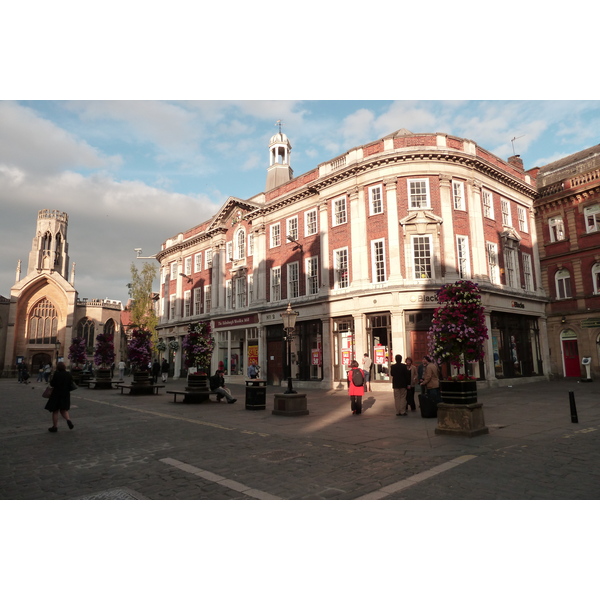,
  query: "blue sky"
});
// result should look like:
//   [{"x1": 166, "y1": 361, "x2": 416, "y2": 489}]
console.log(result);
[{"x1": 2, "y1": 99, "x2": 600, "y2": 304}]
